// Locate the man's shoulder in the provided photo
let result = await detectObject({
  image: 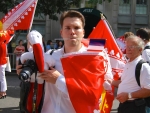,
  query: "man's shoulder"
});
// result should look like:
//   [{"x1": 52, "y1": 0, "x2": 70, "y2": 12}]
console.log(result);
[
  {"x1": 46, "y1": 48, "x2": 62, "y2": 55},
  {"x1": 137, "y1": 59, "x2": 150, "y2": 71}
]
